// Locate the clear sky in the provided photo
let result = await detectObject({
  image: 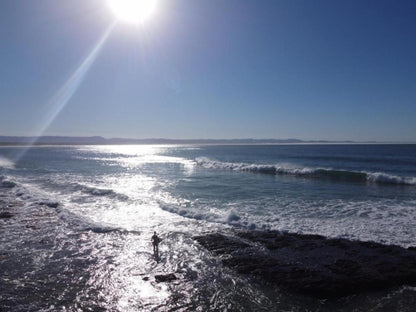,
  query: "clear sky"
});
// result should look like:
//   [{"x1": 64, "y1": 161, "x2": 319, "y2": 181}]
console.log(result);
[{"x1": 0, "y1": 0, "x2": 415, "y2": 141}]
